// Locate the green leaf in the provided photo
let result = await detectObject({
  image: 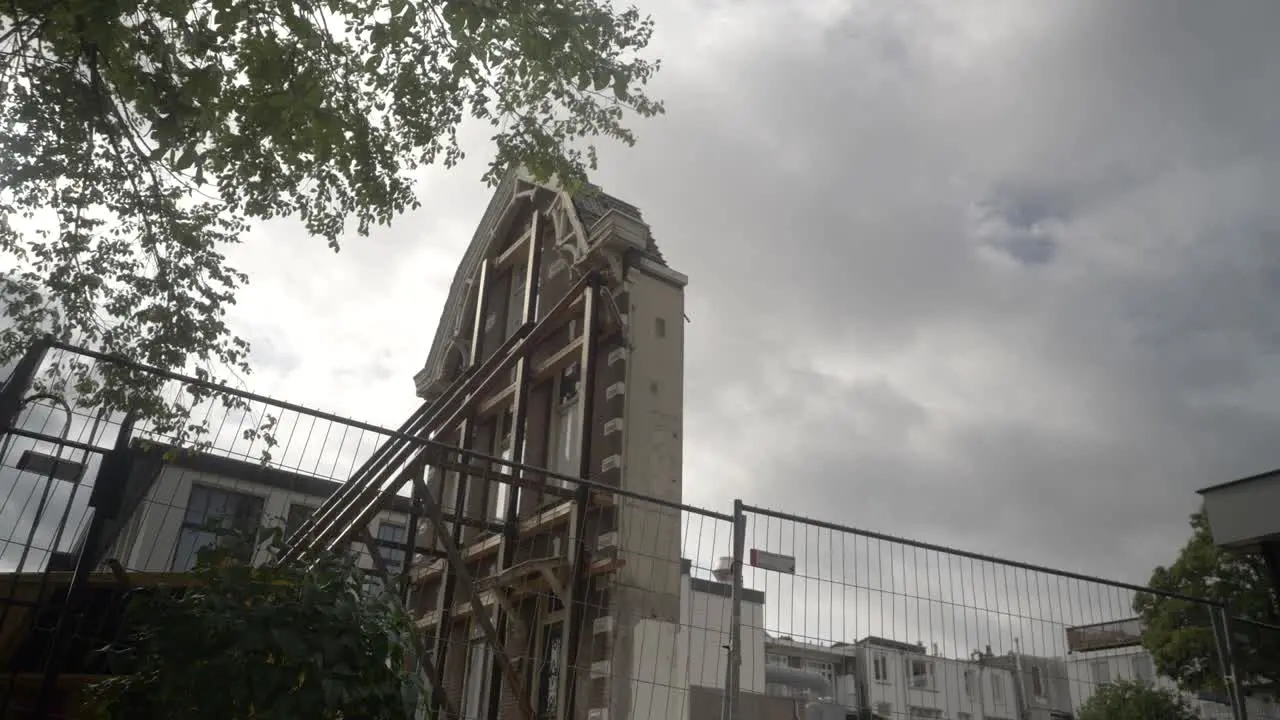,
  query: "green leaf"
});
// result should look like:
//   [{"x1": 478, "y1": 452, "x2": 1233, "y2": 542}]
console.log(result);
[
  {"x1": 174, "y1": 145, "x2": 199, "y2": 172},
  {"x1": 1135, "y1": 512, "x2": 1280, "y2": 693},
  {"x1": 0, "y1": 0, "x2": 664, "y2": 450}
]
